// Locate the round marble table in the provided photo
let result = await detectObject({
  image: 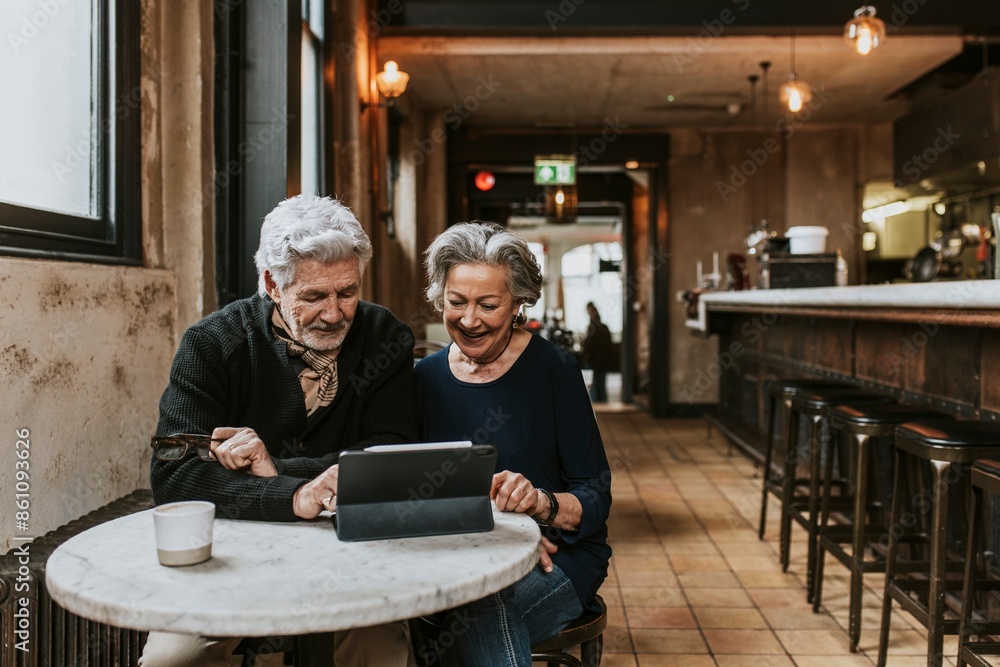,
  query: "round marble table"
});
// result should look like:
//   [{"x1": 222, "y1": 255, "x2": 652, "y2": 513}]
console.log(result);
[{"x1": 45, "y1": 508, "x2": 541, "y2": 638}]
